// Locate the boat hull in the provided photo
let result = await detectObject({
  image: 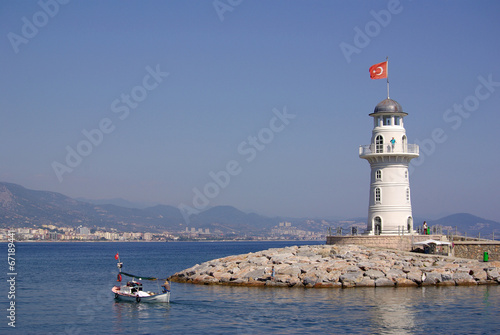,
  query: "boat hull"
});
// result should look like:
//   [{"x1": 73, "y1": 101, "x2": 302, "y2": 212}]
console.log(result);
[{"x1": 112, "y1": 286, "x2": 170, "y2": 303}]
